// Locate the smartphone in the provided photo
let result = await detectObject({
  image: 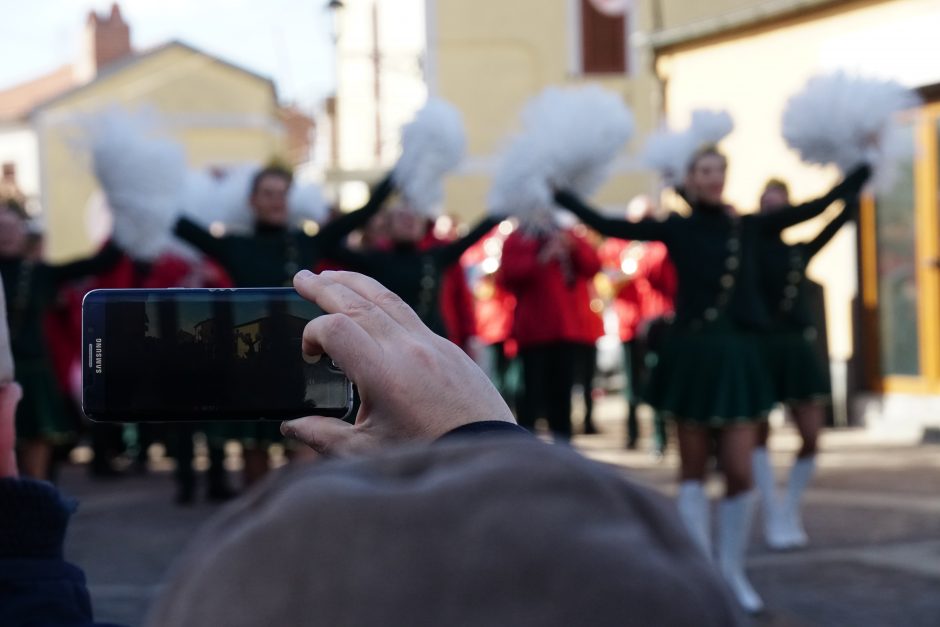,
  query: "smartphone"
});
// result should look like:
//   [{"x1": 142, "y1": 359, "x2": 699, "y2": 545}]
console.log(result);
[{"x1": 82, "y1": 288, "x2": 354, "y2": 422}]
